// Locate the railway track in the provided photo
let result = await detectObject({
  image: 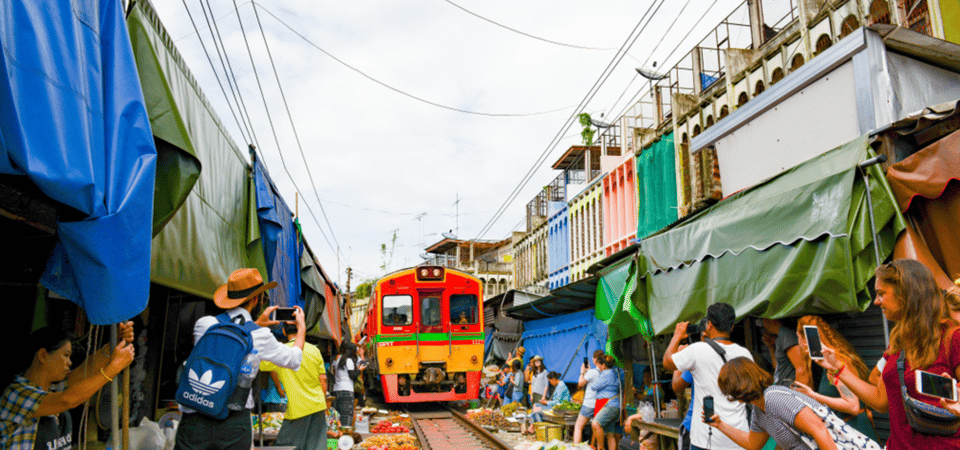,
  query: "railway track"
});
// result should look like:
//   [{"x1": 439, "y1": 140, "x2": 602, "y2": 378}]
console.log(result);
[{"x1": 407, "y1": 407, "x2": 512, "y2": 450}]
